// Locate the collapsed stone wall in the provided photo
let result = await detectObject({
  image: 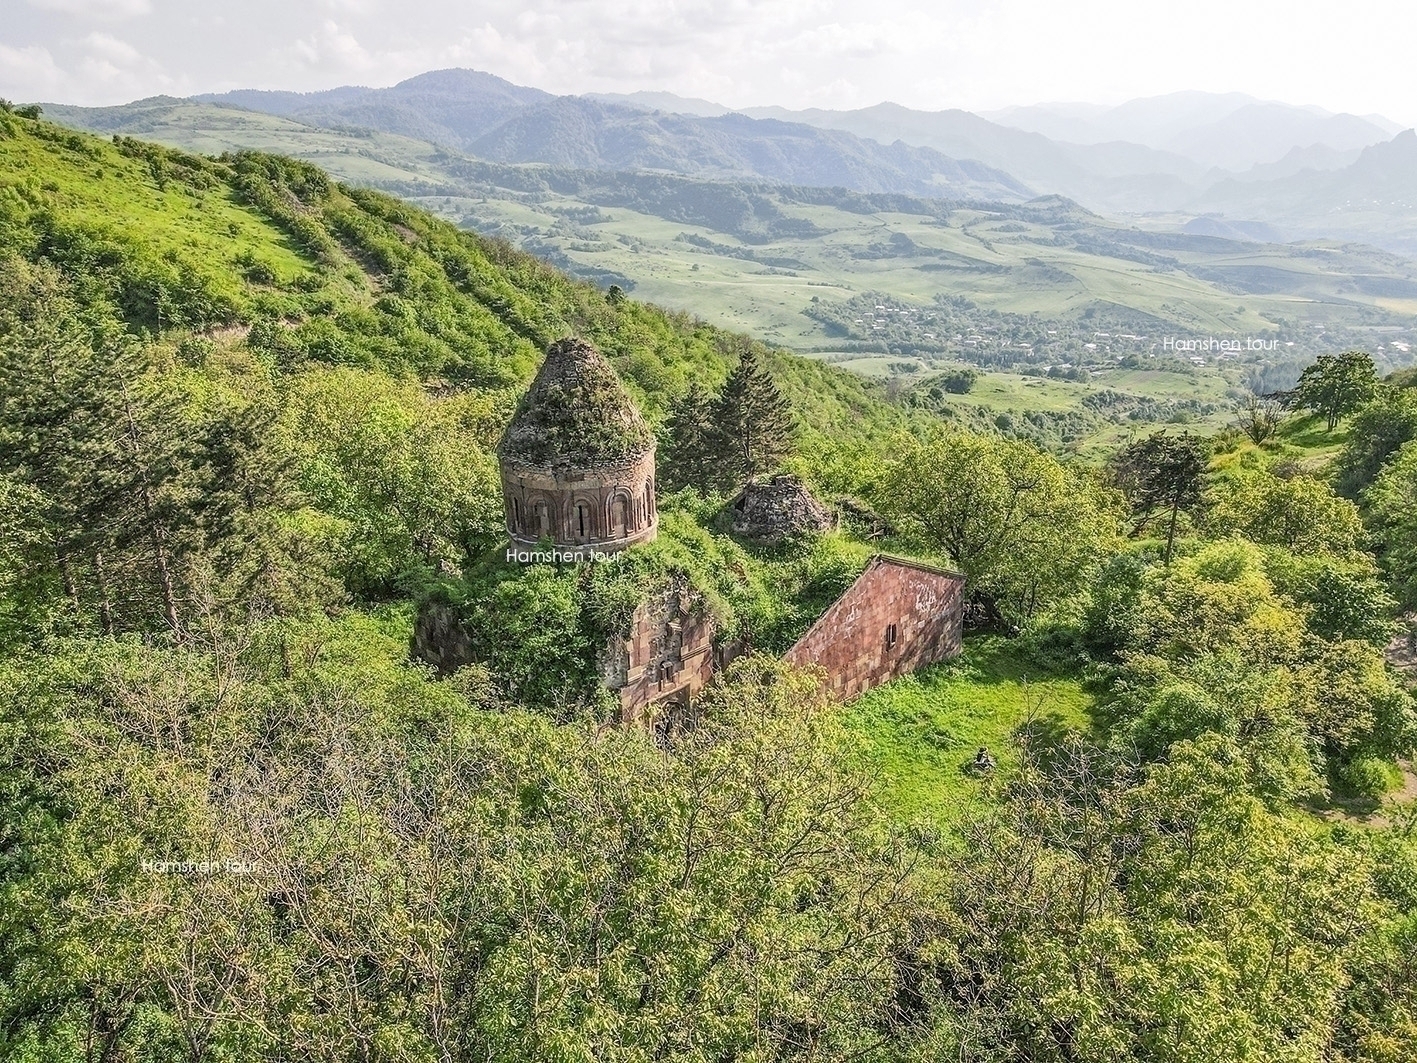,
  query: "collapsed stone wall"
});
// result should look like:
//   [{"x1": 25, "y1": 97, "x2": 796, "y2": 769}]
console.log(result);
[
  {"x1": 730, "y1": 475, "x2": 836, "y2": 543},
  {"x1": 411, "y1": 599, "x2": 475, "y2": 678},
  {"x1": 600, "y1": 576, "x2": 719, "y2": 726},
  {"x1": 414, "y1": 555, "x2": 964, "y2": 721}
]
